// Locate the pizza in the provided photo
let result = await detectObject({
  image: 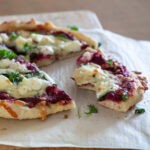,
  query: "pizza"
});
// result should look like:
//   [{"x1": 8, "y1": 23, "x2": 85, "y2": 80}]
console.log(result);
[
  {"x1": 0, "y1": 19, "x2": 97, "y2": 67},
  {"x1": 0, "y1": 19, "x2": 98, "y2": 120},
  {"x1": 73, "y1": 48, "x2": 148, "y2": 112},
  {"x1": 0, "y1": 47, "x2": 75, "y2": 120}
]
